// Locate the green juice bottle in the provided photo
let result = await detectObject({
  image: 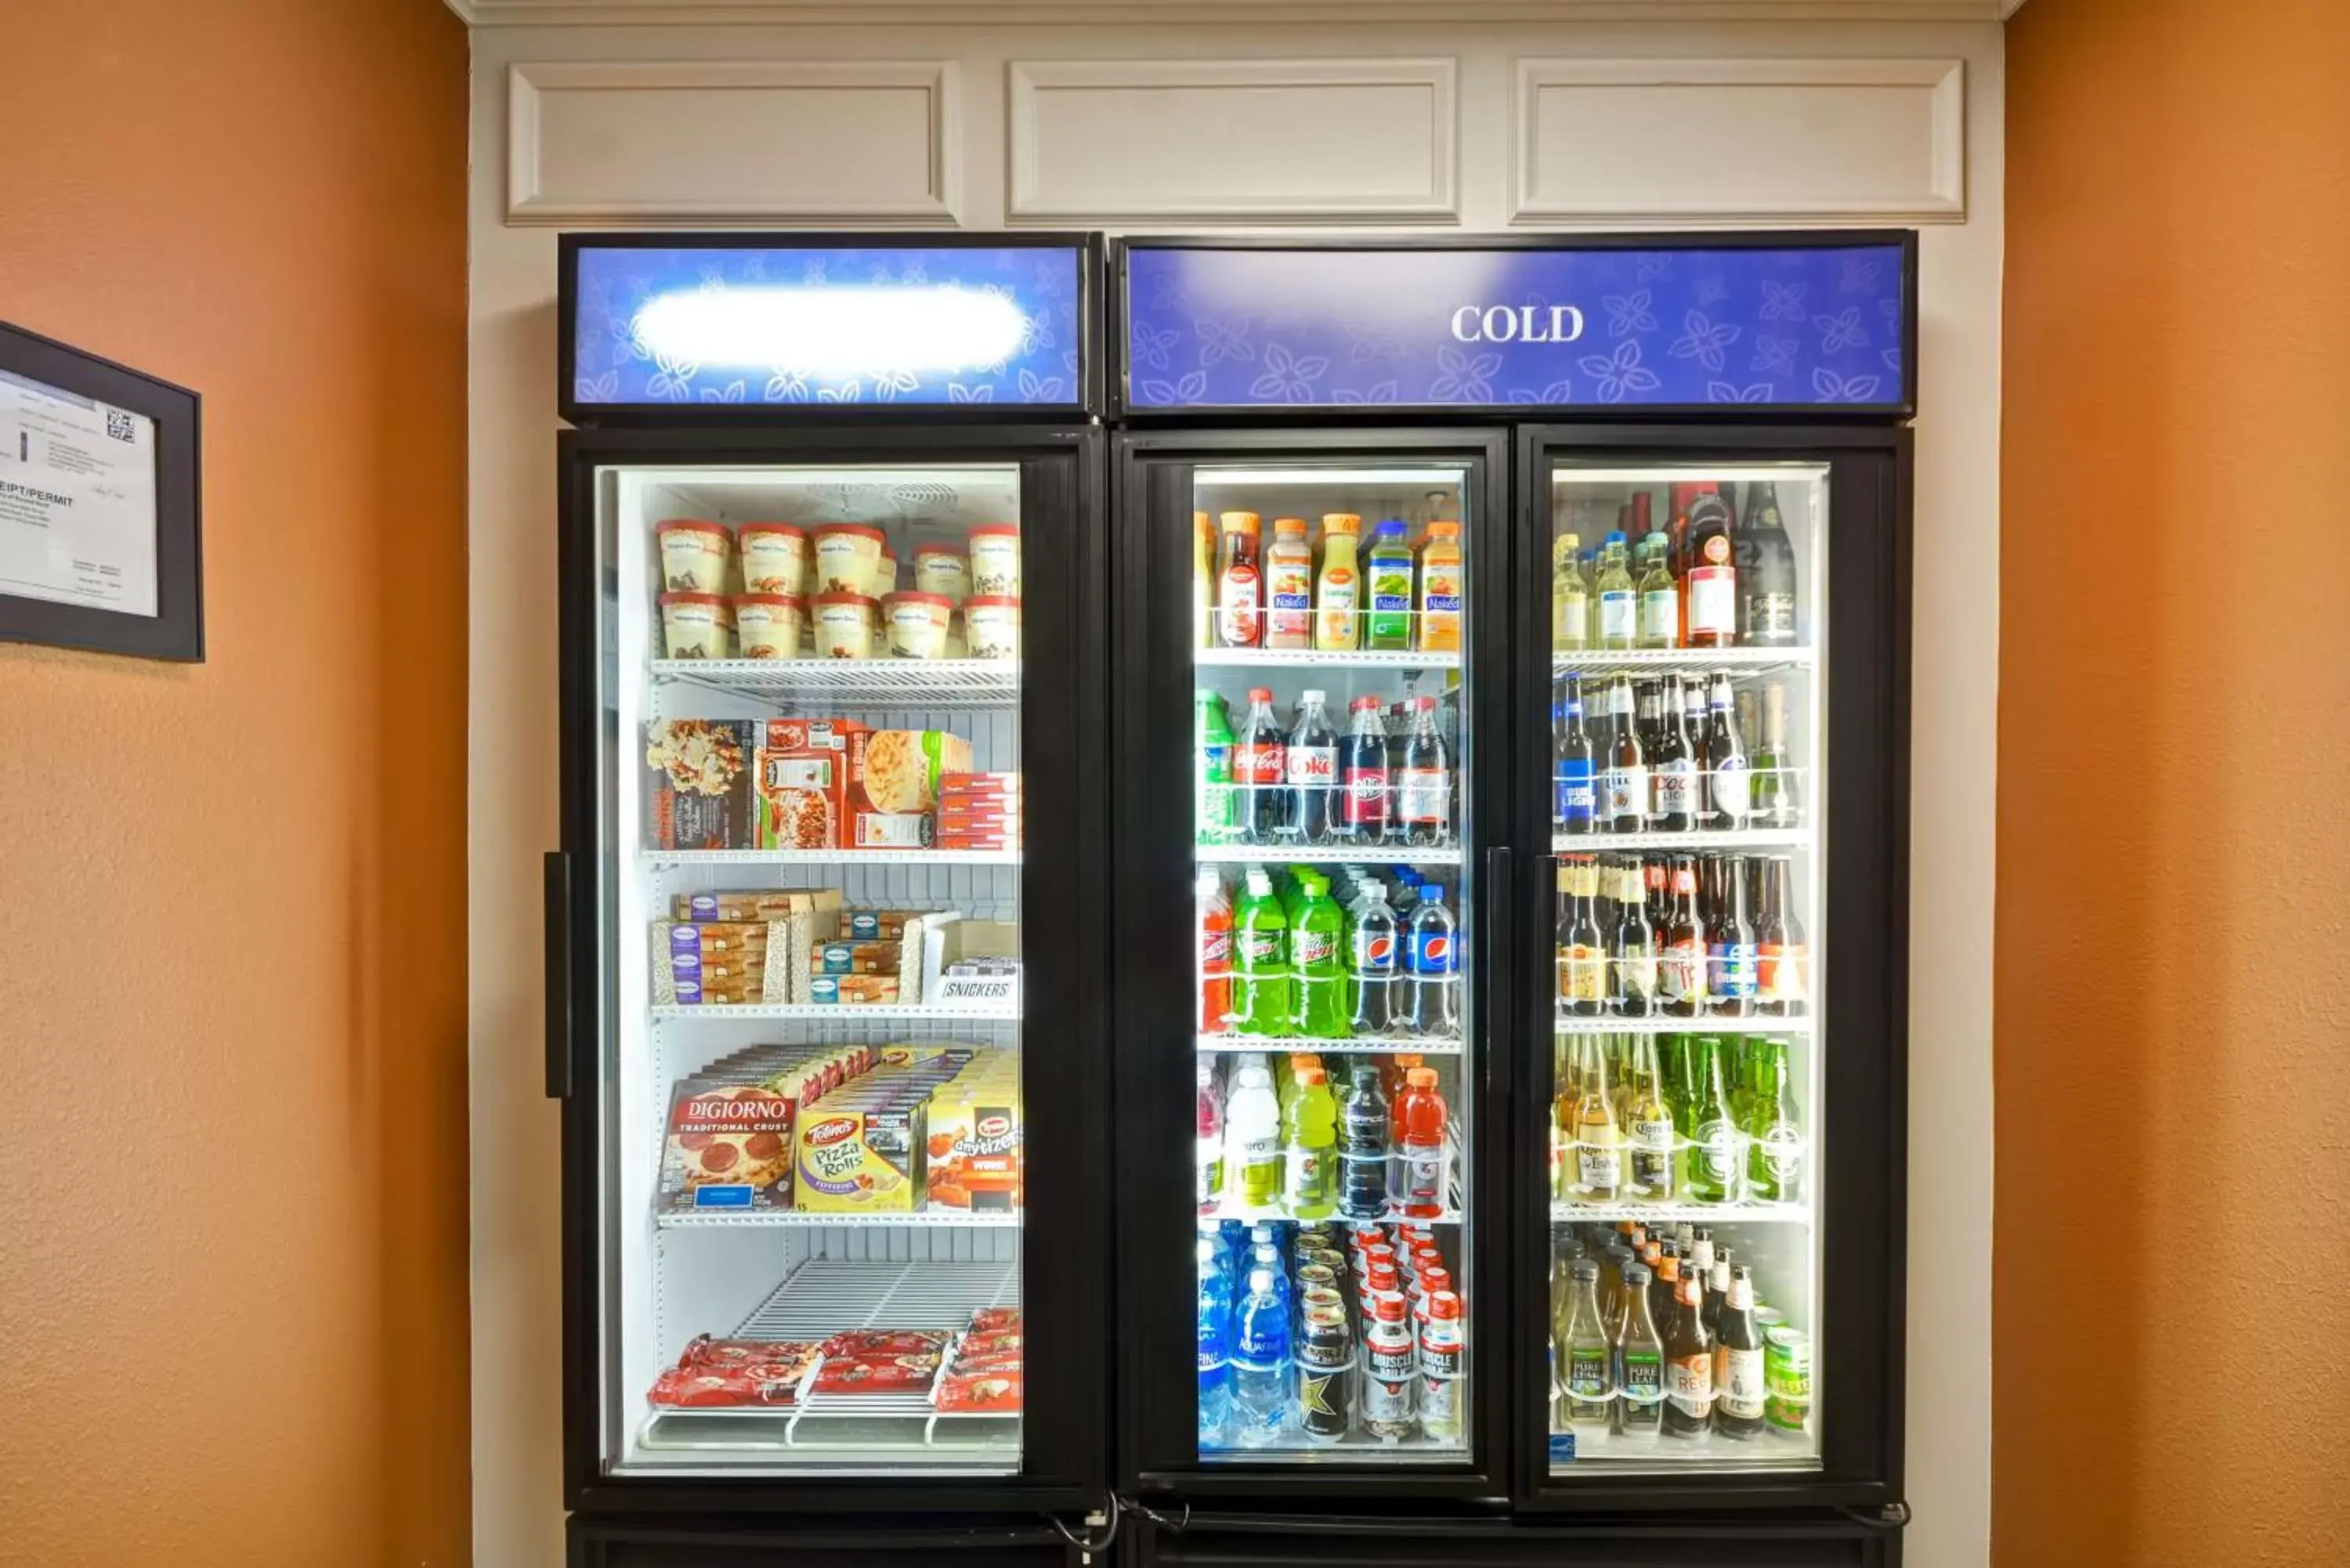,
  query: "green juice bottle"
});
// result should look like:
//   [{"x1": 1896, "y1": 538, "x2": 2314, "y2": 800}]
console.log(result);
[{"x1": 1365, "y1": 521, "x2": 1415, "y2": 649}]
